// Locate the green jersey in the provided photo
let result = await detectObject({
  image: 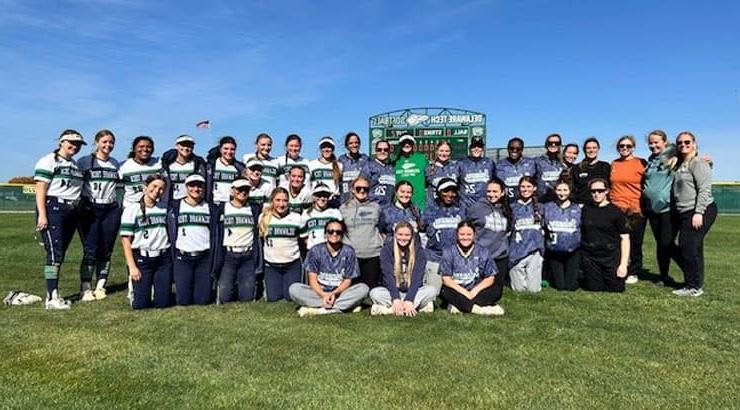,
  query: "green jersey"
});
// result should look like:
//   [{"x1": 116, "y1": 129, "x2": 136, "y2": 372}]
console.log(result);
[{"x1": 394, "y1": 152, "x2": 429, "y2": 211}]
